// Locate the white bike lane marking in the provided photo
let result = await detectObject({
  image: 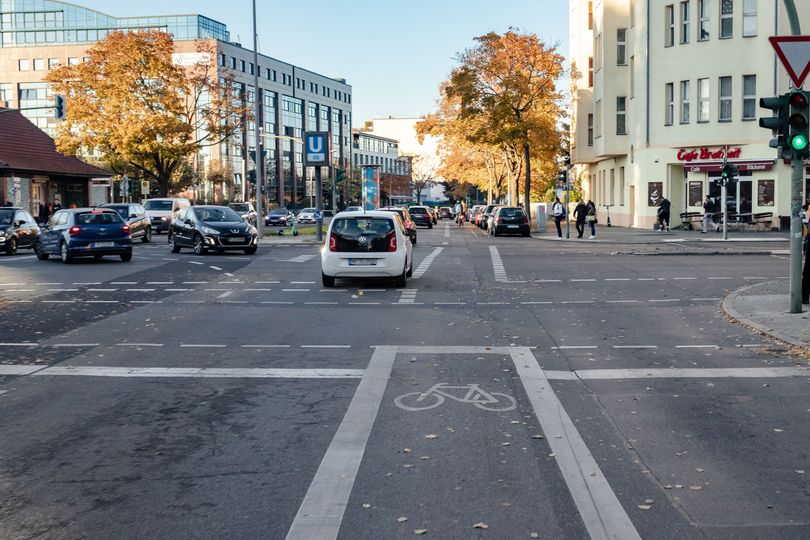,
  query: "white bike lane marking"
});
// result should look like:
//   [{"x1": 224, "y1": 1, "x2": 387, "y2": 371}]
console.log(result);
[{"x1": 411, "y1": 247, "x2": 443, "y2": 279}]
